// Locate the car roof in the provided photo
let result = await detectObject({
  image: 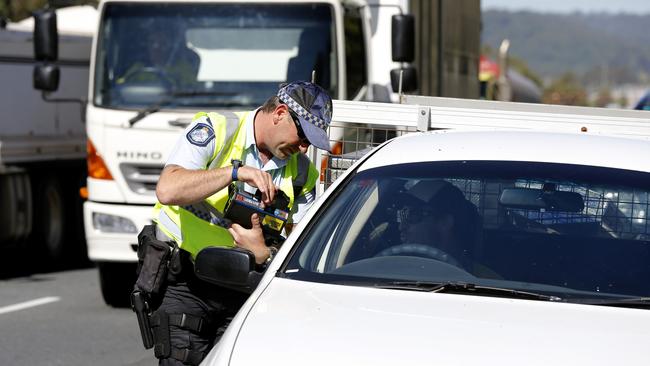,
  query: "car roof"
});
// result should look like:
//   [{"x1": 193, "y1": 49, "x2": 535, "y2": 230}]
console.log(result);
[{"x1": 358, "y1": 130, "x2": 650, "y2": 173}]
